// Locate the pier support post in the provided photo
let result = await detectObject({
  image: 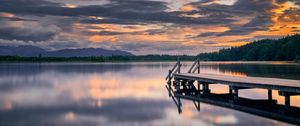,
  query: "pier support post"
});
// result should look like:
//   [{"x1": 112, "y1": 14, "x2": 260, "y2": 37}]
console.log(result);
[
  {"x1": 202, "y1": 82, "x2": 210, "y2": 94},
  {"x1": 167, "y1": 70, "x2": 172, "y2": 84},
  {"x1": 196, "y1": 81, "x2": 201, "y2": 96},
  {"x1": 285, "y1": 95, "x2": 290, "y2": 109},
  {"x1": 233, "y1": 88, "x2": 239, "y2": 101},
  {"x1": 197, "y1": 59, "x2": 200, "y2": 74},
  {"x1": 182, "y1": 80, "x2": 187, "y2": 94},
  {"x1": 193, "y1": 101, "x2": 200, "y2": 111},
  {"x1": 178, "y1": 60, "x2": 181, "y2": 73},
  {"x1": 229, "y1": 86, "x2": 233, "y2": 94},
  {"x1": 167, "y1": 81, "x2": 171, "y2": 97},
  {"x1": 278, "y1": 91, "x2": 299, "y2": 109},
  {"x1": 178, "y1": 106, "x2": 182, "y2": 114},
  {"x1": 174, "y1": 79, "x2": 180, "y2": 93},
  {"x1": 268, "y1": 89, "x2": 272, "y2": 101}
]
